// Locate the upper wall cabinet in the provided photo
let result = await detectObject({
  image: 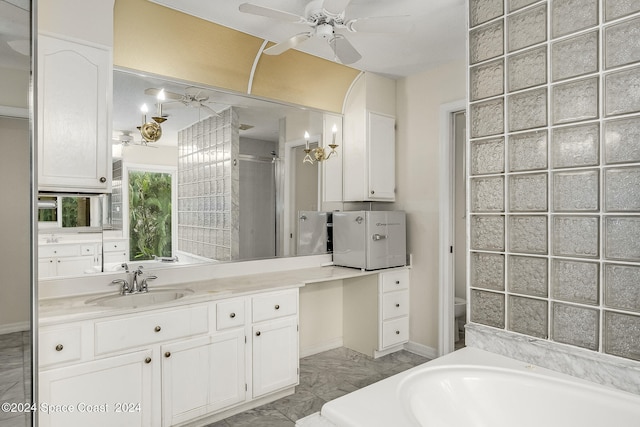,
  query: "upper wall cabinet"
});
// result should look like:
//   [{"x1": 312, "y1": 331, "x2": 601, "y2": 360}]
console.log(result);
[
  {"x1": 343, "y1": 73, "x2": 396, "y2": 202},
  {"x1": 37, "y1": 33, "x2": 112, "y2": 193}
]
